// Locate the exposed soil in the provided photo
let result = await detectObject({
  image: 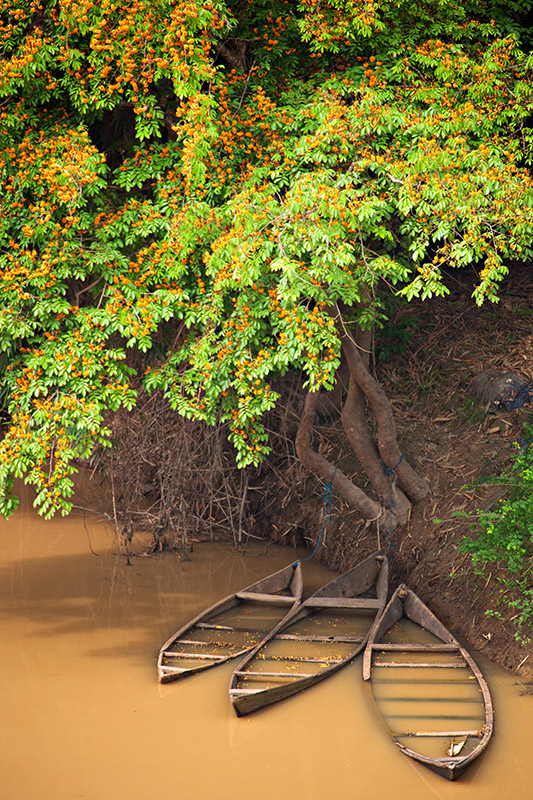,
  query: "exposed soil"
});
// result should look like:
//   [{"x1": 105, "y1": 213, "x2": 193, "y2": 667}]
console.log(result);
[
  {"x1": 99, "y1": 264, "x2": 533, "y2": 683},
  {"x1": 249, "y1": 265, "x2": 533, "y2": 682},
  {"x1": 384, "y1": 268, "x2": 533, "y2": 683}
]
